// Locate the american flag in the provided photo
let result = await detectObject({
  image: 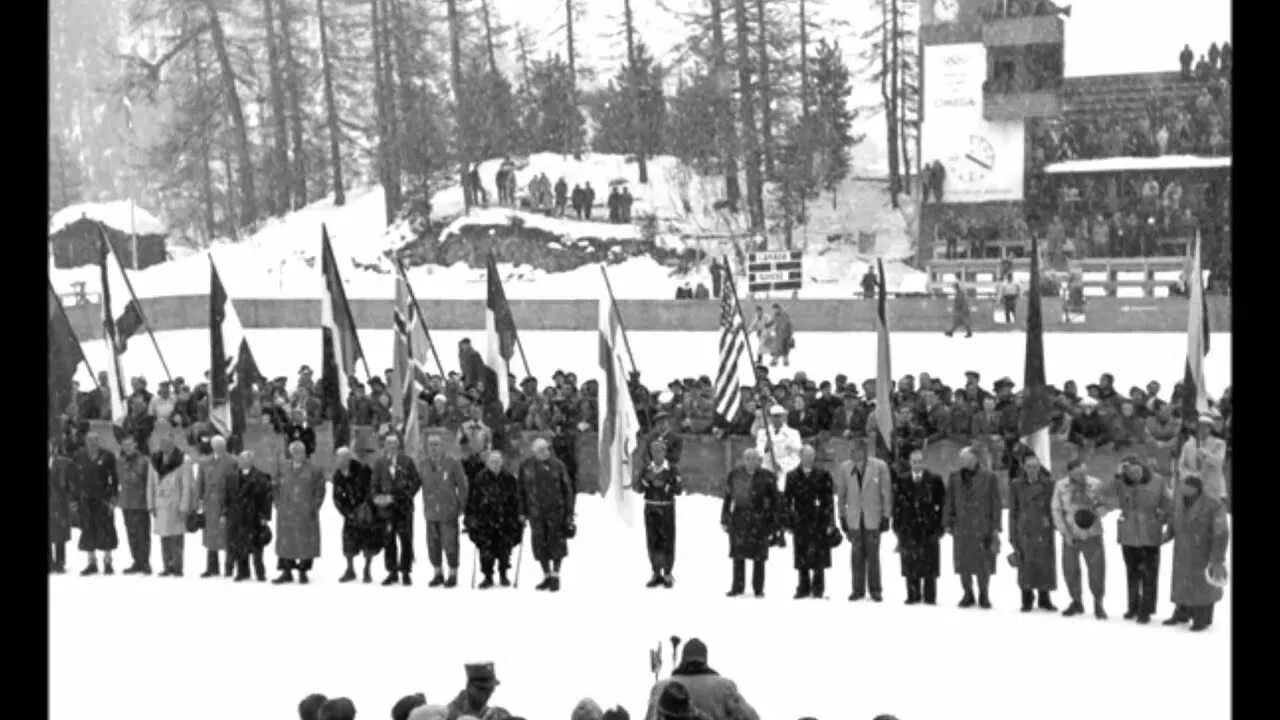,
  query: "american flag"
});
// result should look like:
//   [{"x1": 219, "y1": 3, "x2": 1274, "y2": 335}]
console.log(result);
[{"x1": 714, "y1": 281, "x2": 746, "y2": 421}]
